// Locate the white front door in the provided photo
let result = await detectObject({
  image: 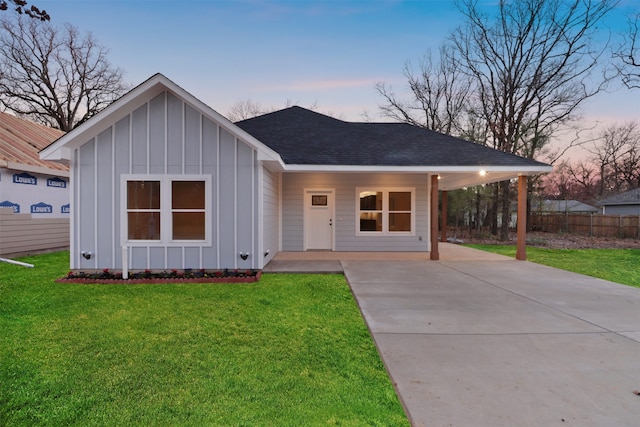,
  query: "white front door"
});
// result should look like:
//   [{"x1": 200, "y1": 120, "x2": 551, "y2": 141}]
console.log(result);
[{"x1": 304, "y1": 189, "x2": 334, "y2": 250}]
